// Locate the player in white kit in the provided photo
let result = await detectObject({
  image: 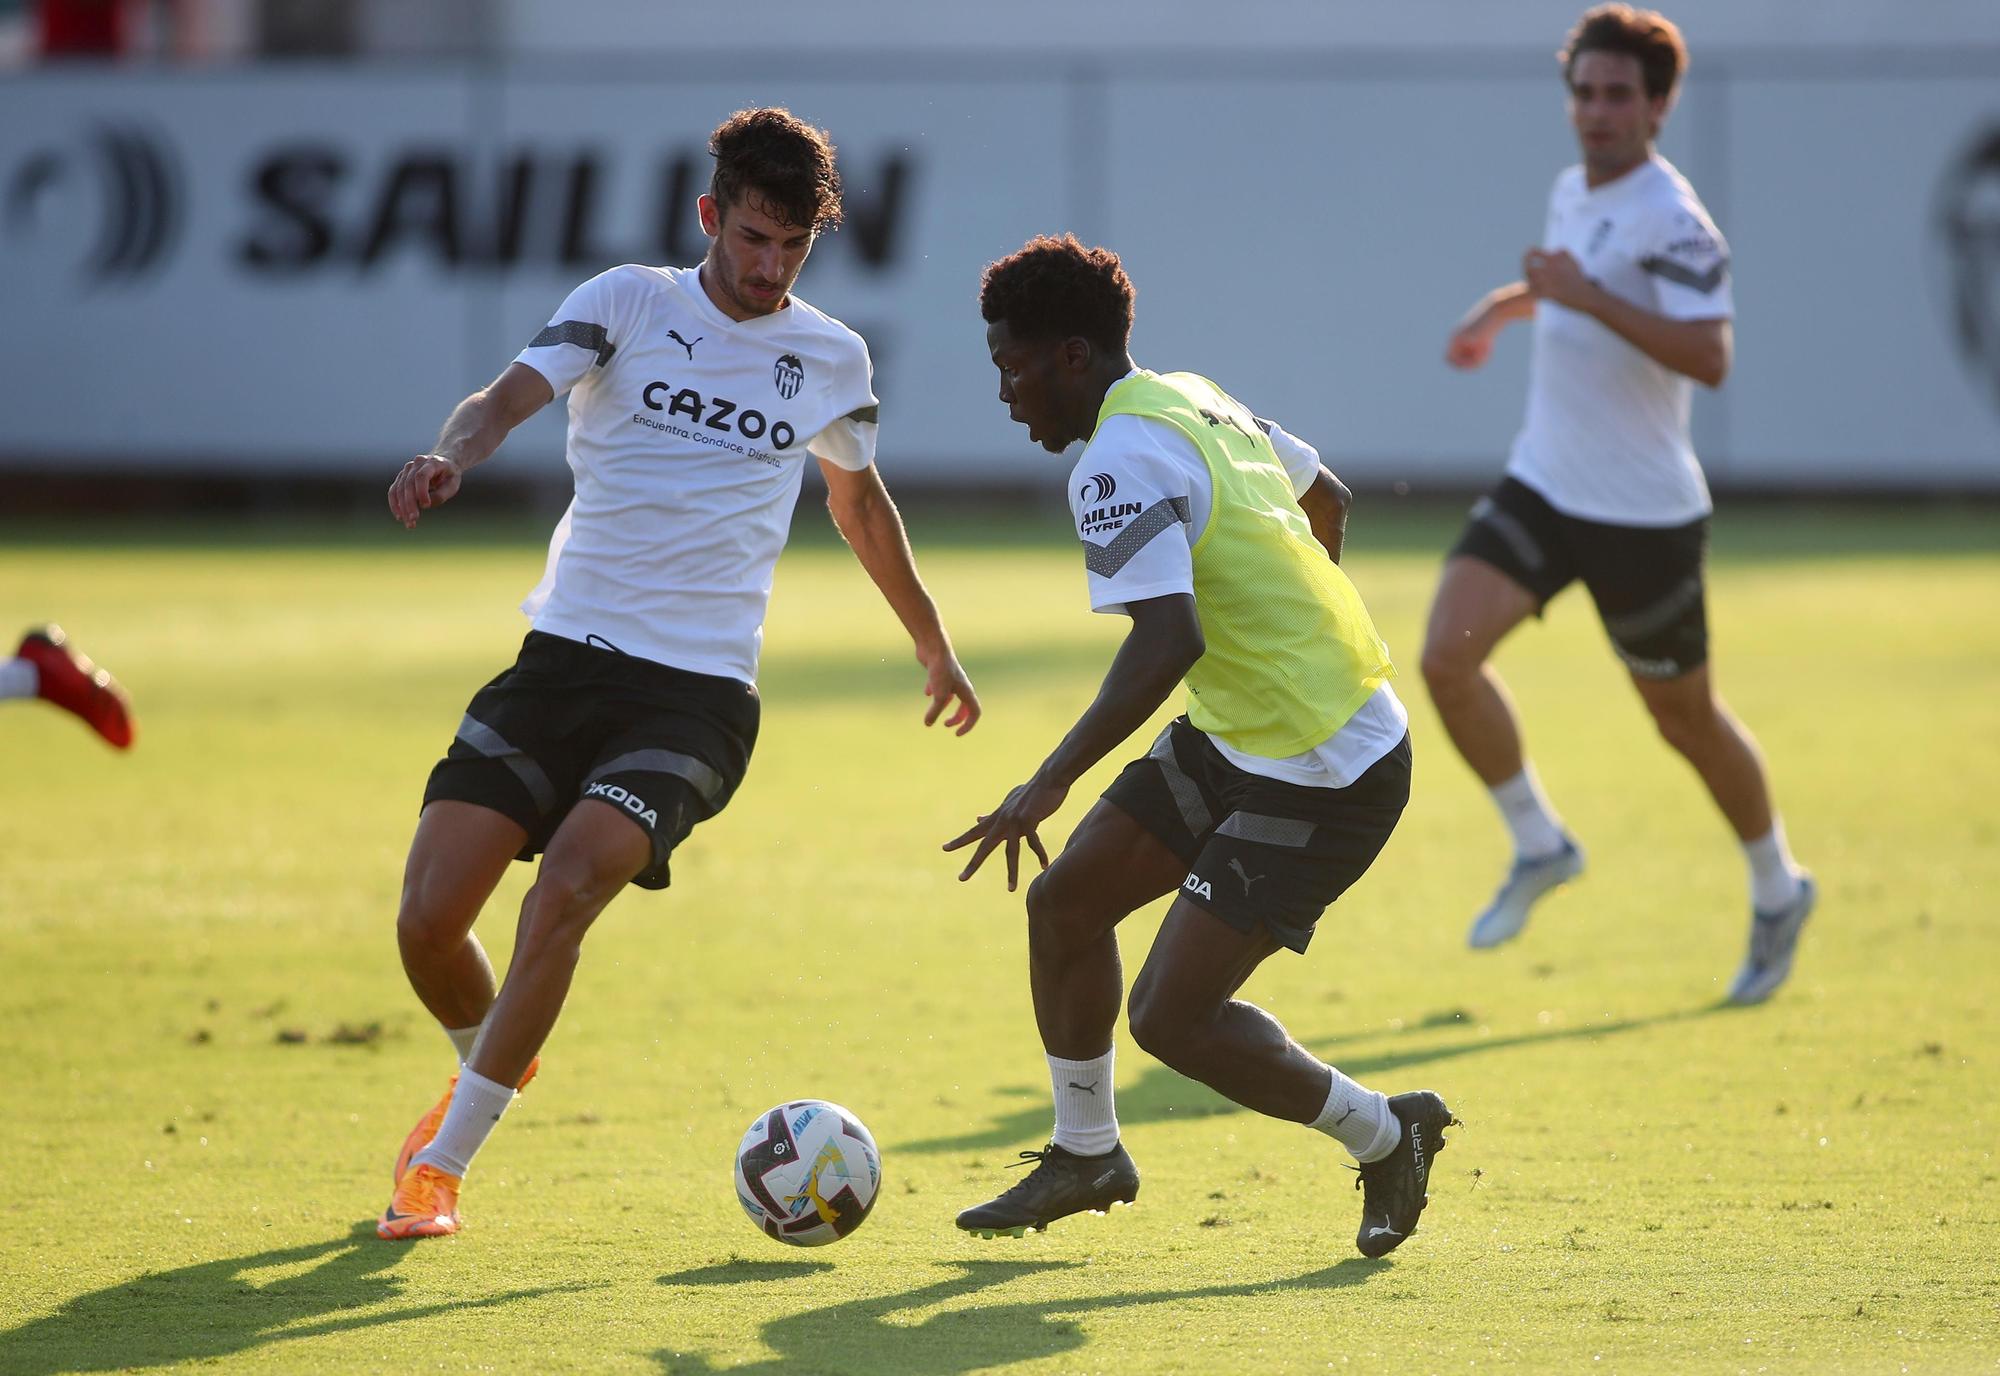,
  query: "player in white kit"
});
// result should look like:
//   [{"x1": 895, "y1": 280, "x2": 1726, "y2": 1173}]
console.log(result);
[
  {"x1": 375, "y1": 109, "x2": 980, "y2": 1239},
  {"x1": 1425, "y1": 5, "x2": 1814, "y2": 1002}
]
